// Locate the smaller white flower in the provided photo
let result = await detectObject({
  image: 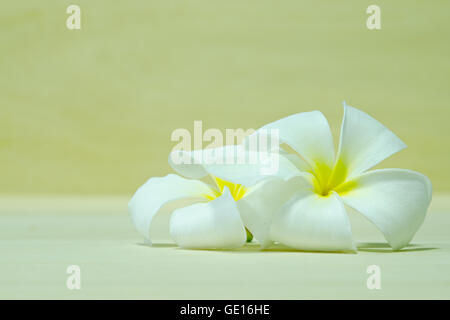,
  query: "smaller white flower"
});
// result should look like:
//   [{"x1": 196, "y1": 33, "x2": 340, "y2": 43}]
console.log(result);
[
  {"x1": 251, "y1": 102, "x2": 432, "y2": 252},
  {"x1": 129, "y1": 146, "x2": 295, "y2": 249}
]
